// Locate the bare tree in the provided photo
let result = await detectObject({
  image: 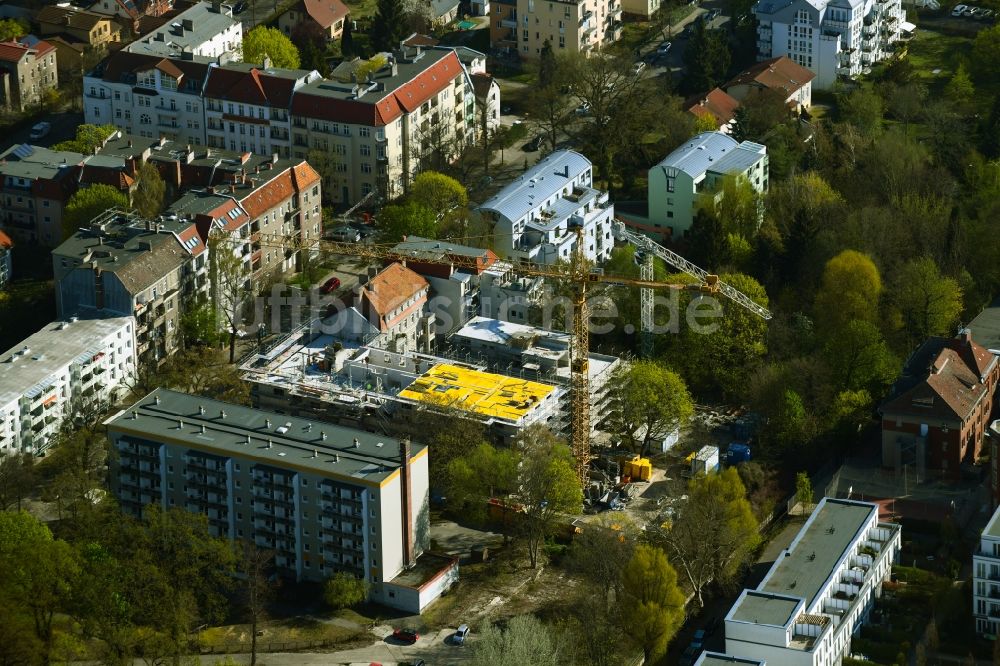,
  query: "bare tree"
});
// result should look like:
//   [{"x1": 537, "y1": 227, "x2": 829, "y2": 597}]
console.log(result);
[
  {"x1": 239, "y1": 541, "x2": 276, "y2": 666},
  {"x1": 208, "y1": 230, "x2": 251, "y2": 363}
]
